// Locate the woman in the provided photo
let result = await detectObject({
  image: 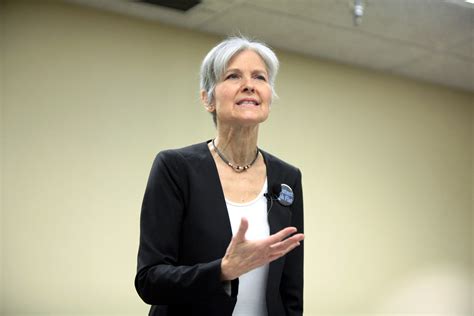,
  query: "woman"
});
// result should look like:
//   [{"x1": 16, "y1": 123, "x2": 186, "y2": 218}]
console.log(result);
[{"x1": 135, "y1": 36, "x2": 304, "y2": 316}]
